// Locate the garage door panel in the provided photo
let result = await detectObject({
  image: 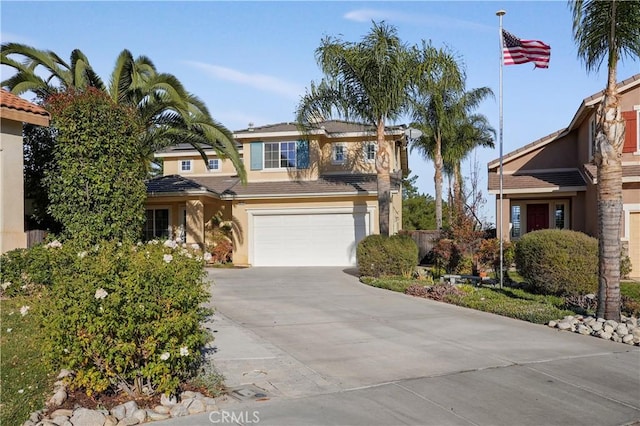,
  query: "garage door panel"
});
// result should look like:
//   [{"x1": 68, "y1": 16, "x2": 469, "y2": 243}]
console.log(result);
[{"x1": 252, "y1": 211, "x2": 368, "y2": 266}]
